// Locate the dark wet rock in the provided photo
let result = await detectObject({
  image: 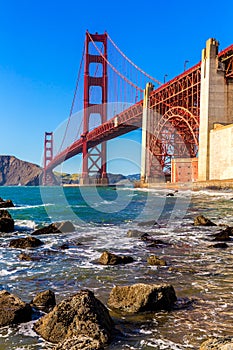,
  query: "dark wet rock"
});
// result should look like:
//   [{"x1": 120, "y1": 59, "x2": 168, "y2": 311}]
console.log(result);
[
  {"x1": 173, "y1": 297, "x2": 195, "y2": 310},
  {"x1": 213, "y1": 227, "x2": 233, "y2": 241},
  {"x1": 0, "y1": 209, "x2": 14, "y2": 233},
  {"x1": 33, "y1": 290, "x2": 114, "y2": 345},
  {"x1": 58, "y1": 241, "x2": 82, "y2": 250},
  {"x1": 53, "y1": 336, "x2": 104, "y2": 350},
  {"x1": 222, "y1": 226, "x2": 233, "y2": 235},
  {"x1": 193, "y1": 215, "x2": 216, "y2": 226},
  {"x1": 200, "y1": 336, "x2": 233, "y2": 349},
  {"x1": 108, "y1": 283, "x2": 177, "y2": 313},
  {"x1": 213, "y1": 226, "x2": 233, "y2": 242},
  {"x1": 59, "y1": 243, "x2": 70, "y2": 250},
  {"x1": 31, "y1": 290, "x2": 56, "y2": 313},
  {"x1": 0, "y1": 290, "x2": 32, "y2": 326},
  {"x1": 213, "y1": 232, "x2": 231, "y2": 241},
  {"x1": 168, "y1": 266, "x2": 197, "y2": 274},
  {"x1": 0, "y1": 198, "x2": 14, "y2": 208},
  {"x1": 209, "y1": 242, "x2": 229, "y2": 248},
  {"x1": 9, "y1": 236, "x2": 44, "y2": 249},
  {"x1": 137, "y1": 220, "x2": 158, "y2": 227},
  {"x1": 141, "y1": 233, "x2": 170, "y2": 246},
  {"x1": 32, "y1": 221, "x2": 75, "y2": 235},
  {"x1": 166, "y1": 191, "x2": 178, "y2": 197},
  {"x1": 127, "y1": 229, "x2": 143, "y2": 238},
  {"x1": 147, "y1": 255, "x2": 167, "y2": 266},
  {"x1": 99, "y1": 251, "x2": 134, "y2": 265},
  {"x1": 19, "y1": 252, "x2": 35, "y2": 261}
]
